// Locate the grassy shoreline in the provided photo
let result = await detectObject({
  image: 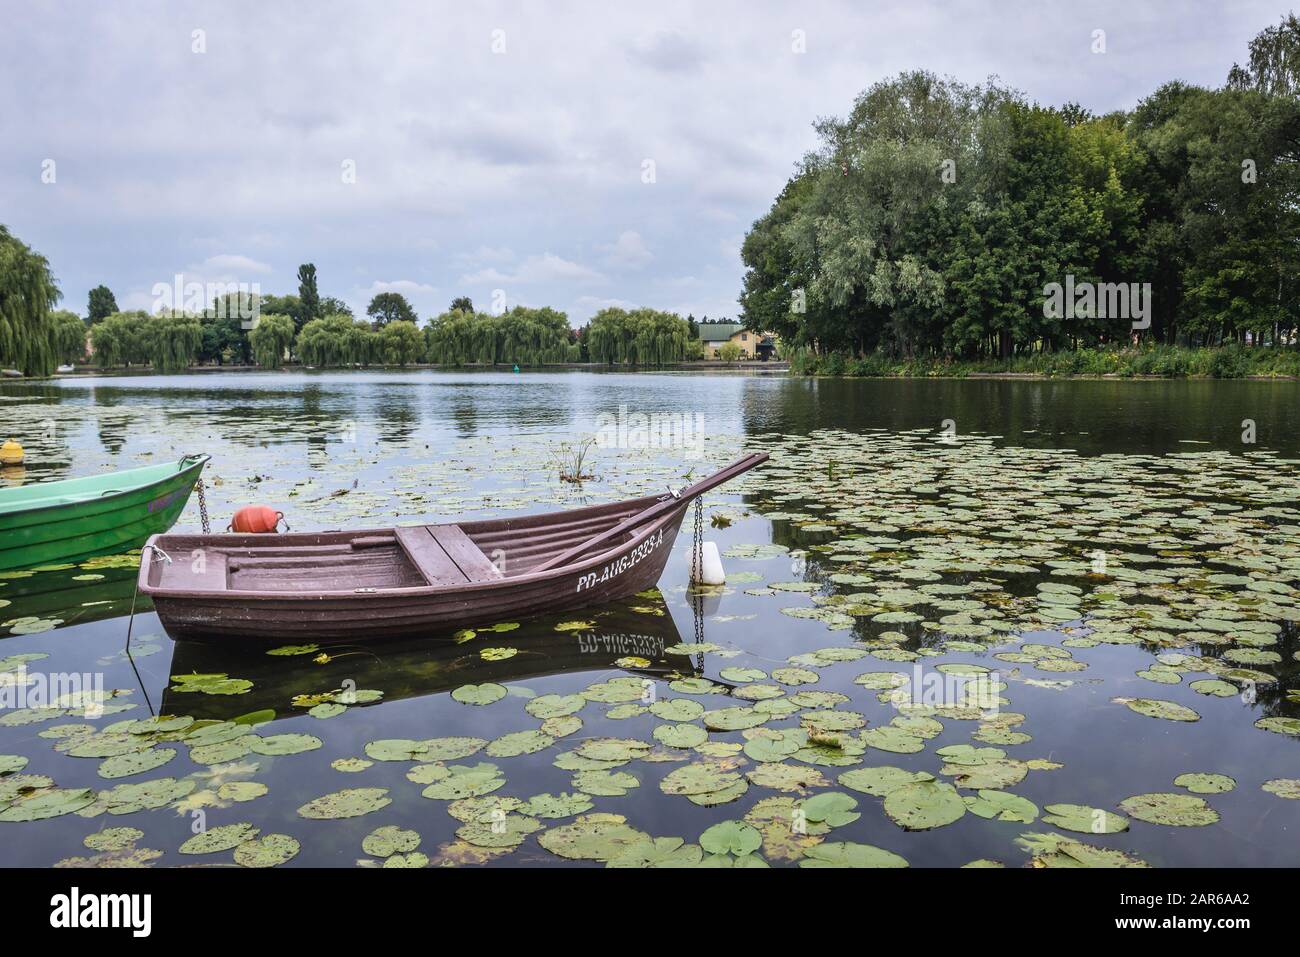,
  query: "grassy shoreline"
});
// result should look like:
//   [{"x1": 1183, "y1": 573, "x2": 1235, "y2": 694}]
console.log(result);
[{"x1": 789, "y1": 345, "x2": 1300, "y2": 380}]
